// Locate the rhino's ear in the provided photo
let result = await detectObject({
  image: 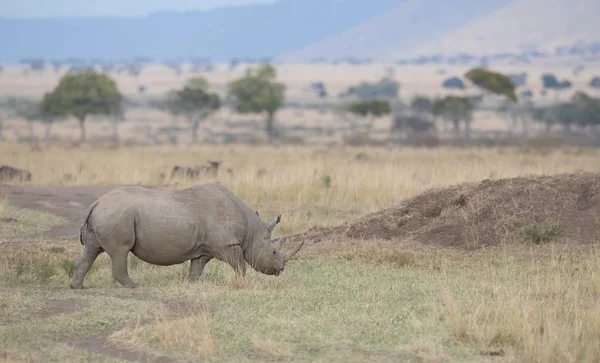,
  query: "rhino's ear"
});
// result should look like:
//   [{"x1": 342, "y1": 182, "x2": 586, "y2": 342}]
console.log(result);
[{"x1": 267, "y1": 215, "x2": 281, "y2": 232}]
